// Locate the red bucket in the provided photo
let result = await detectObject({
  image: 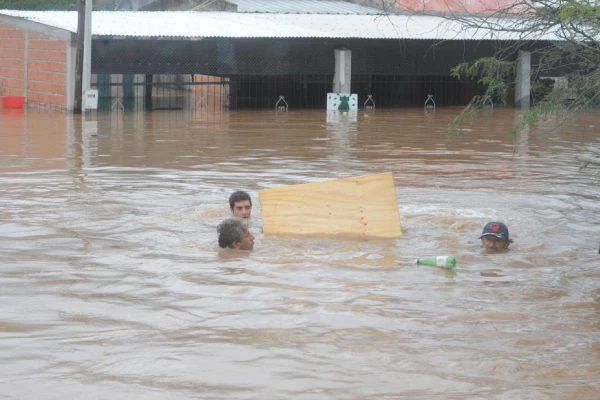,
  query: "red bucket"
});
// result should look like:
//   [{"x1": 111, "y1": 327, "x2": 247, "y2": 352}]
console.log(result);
[{"x1": 1, "y1": 96, "x2": 26, "y2": 109}]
